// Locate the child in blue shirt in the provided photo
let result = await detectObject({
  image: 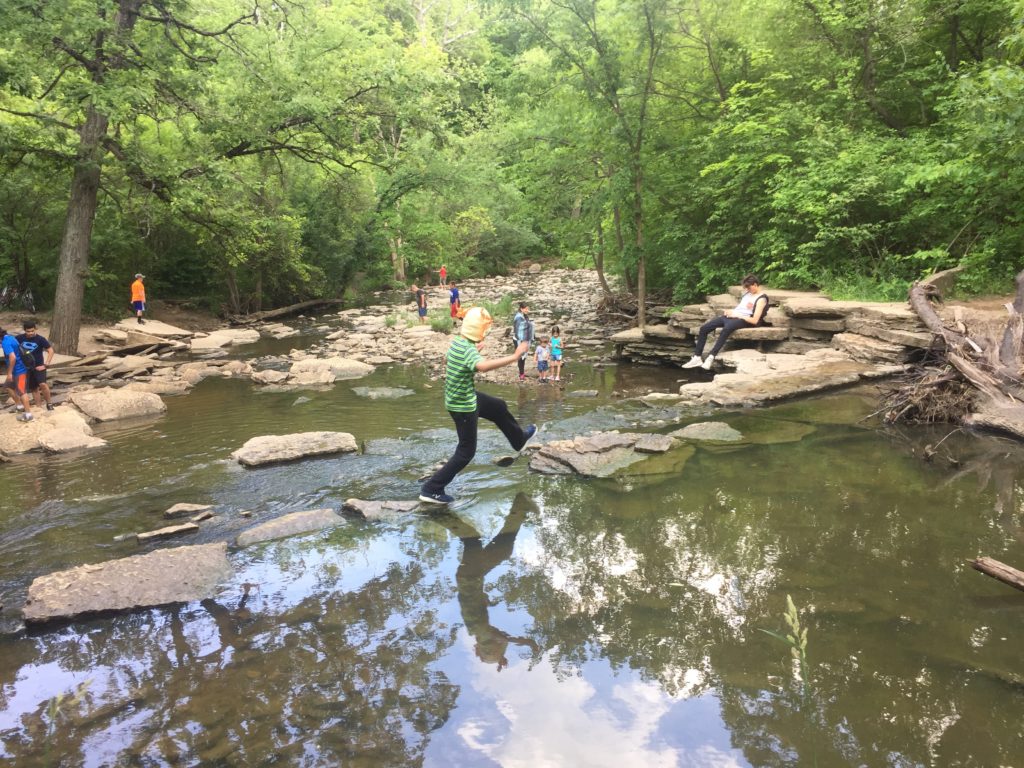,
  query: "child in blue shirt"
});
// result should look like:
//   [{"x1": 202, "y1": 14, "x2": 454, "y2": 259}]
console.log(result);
[{"x1": 550, "y1": 325, "x2": 563, "y2": 382}]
